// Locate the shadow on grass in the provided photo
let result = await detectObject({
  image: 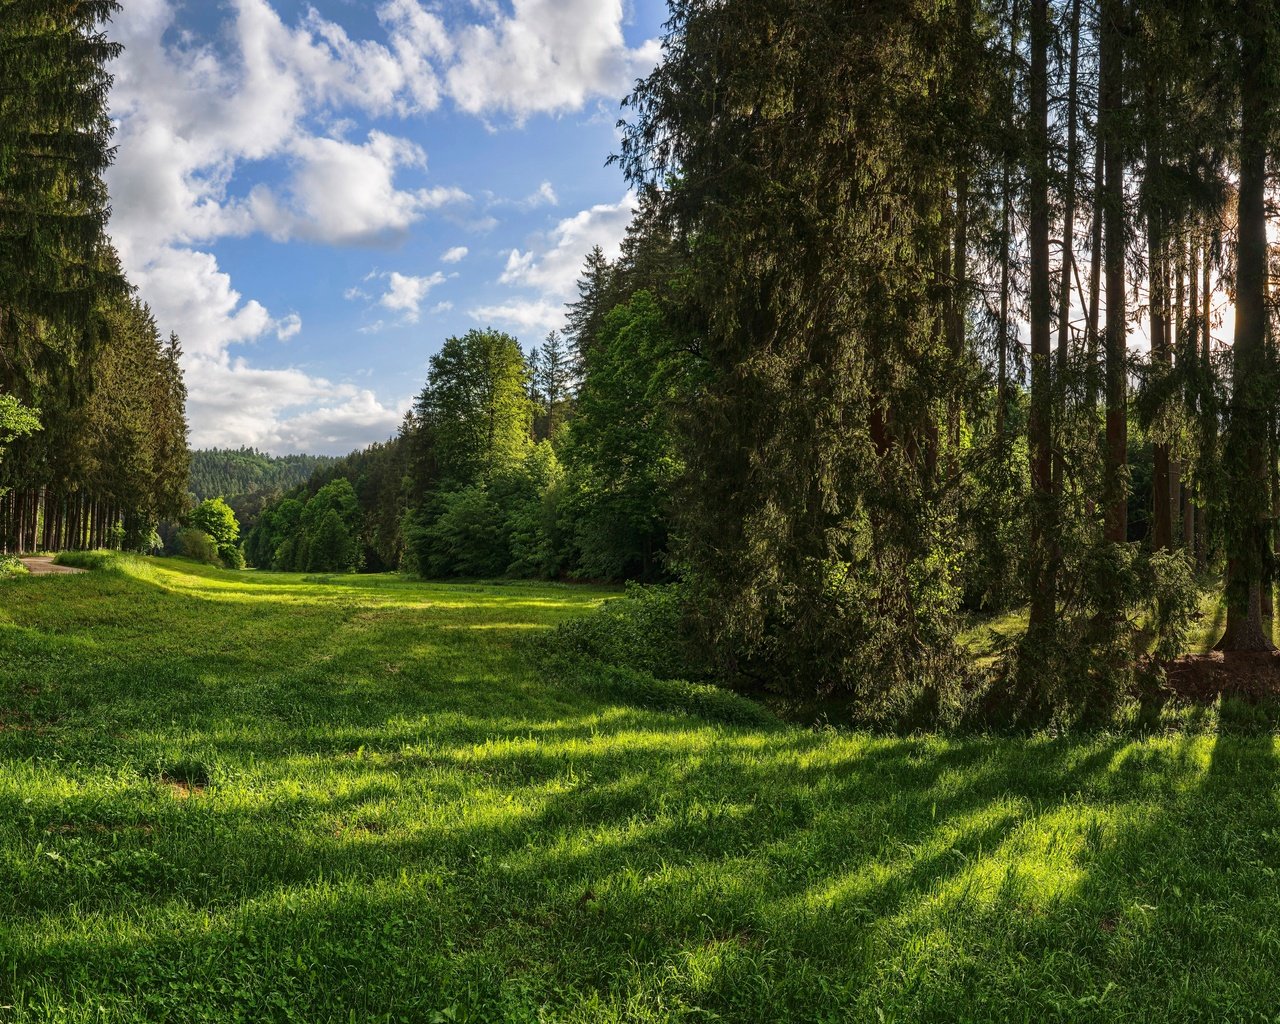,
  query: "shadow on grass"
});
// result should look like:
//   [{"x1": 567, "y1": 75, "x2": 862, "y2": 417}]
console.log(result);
[{"x1": 4, "y1": 558, "x2": 1280, "y2": 1021}]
